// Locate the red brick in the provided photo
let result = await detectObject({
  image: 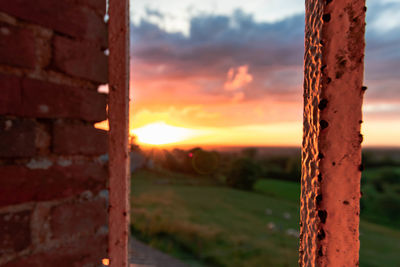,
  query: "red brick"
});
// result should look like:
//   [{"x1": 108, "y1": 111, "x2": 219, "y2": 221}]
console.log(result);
[
  {"x1": 0, "y1": 23, "x2": 36, "y2": 68},
  {"x1": 52, "y1": 35, "x2": 108, "y2": 83},
  {"x1": 53, "y1": 123, "x2": 108, "y2": 155},
  {"x1": 72, "y1": 0, "x2": 107, "y2": 16},
  {"x1": 0, "y1": 210, "x2": 31, "y2": 256},
  {"x1": 0, "y1": 163, "x2": 107, "y2": 207},
  {"x1": 51, "y1": 199, "x2": 107, "y2": 240},
  {"x1": 0, "y1": 75, "x2": 107, "y2": 121},
  {"x1": 0, "y1": 118, "x2": 36, "y2": 158},
  {"x1": 0, "y1": 0, "x2": 107, "y2": 47},
  {"x1": 21, "y1": 78, "x2": 107, "y2": 122},
  {"x1": 2, "y1": 235, "x2": 107, "y2": 267},
  {"x1": 0, "y1": 74, "x2": 22, "y2": 115}
]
